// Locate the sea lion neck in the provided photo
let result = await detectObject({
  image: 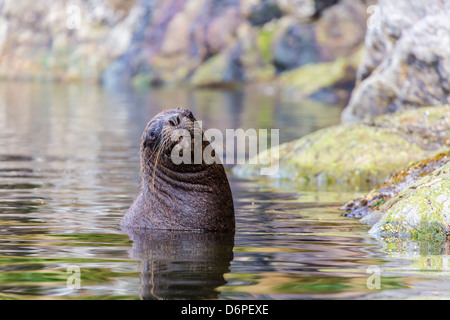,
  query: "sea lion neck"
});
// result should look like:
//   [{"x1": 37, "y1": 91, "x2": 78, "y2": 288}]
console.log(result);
[{"x1": 142, "y1": 160, "x2": 218, "y2": 191}]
